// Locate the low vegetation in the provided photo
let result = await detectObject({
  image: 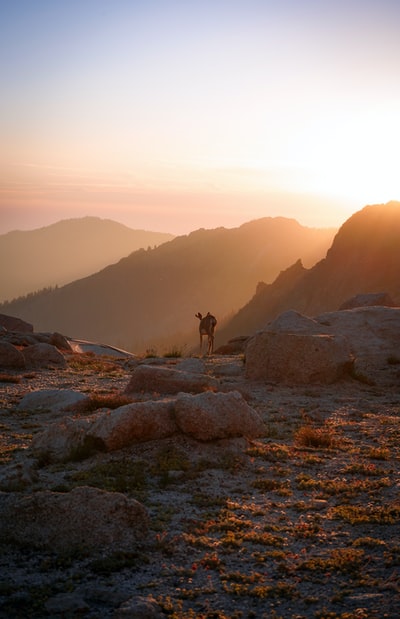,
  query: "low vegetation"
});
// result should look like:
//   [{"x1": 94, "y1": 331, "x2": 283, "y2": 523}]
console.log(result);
[
  {"x1": 0, "y1": 354, "x2": 399, "y2": 618},
  {"x1": 71, "y1": 392, "x2": 133, "y2": 415}
]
